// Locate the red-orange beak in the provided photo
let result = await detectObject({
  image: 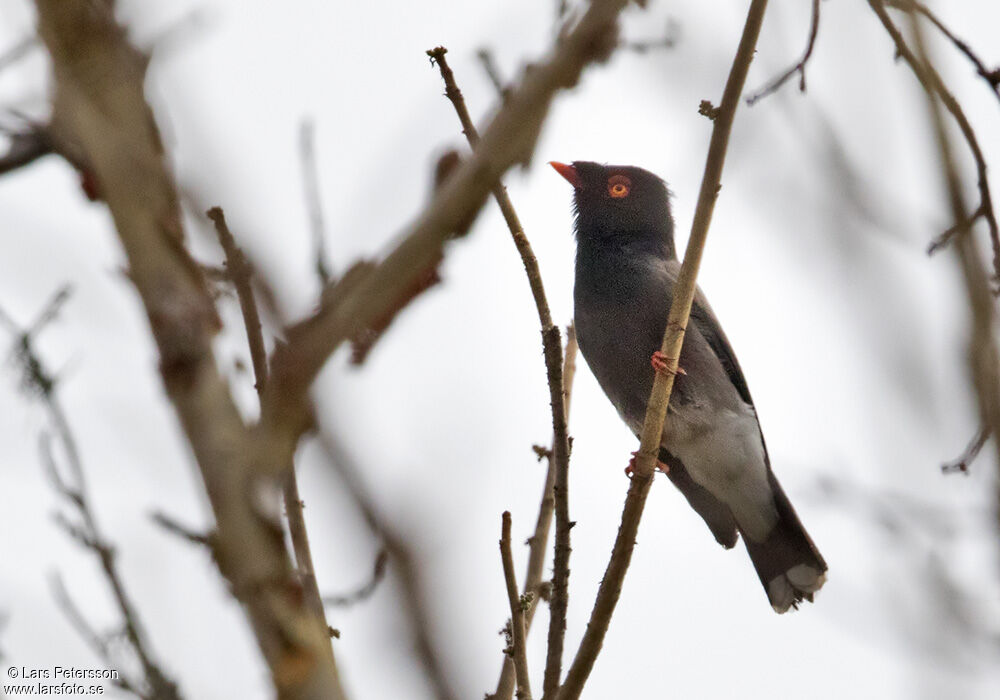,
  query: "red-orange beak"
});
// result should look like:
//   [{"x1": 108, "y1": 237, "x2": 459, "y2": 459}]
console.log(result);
[{"x1": 549, "y1": 161, "x2": 582, "y2": 189}]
